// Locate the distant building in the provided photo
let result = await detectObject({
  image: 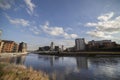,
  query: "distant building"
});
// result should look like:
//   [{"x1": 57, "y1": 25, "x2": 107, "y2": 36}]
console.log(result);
[
  {"x1": 54, "y1": 46, "x2": 59, "y2": 51},
  {"x1": 88, "y1": 40, "x2": 116, "y2": 49},
  {"x1": 66, "y1": 47, "x2": 75, "y2": 52},
  {"x1": 39, "y1": 46, "x2": 50, "y2": 51},
  {"x1": 61, "y1": 45, "x2": 64, "y2": 52},
  {"x1": 18, "y1": 42, "x2": 27, "y2": 52},
  {"x1": 2, "y1": 40, "x2": 18, "y2": 53},
  {"x1": 75, "y1": 38, "x2": 86, "y2": 51},
  {"x1": 50, "y1": 42, "x2": 54, "y2": 51}
]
